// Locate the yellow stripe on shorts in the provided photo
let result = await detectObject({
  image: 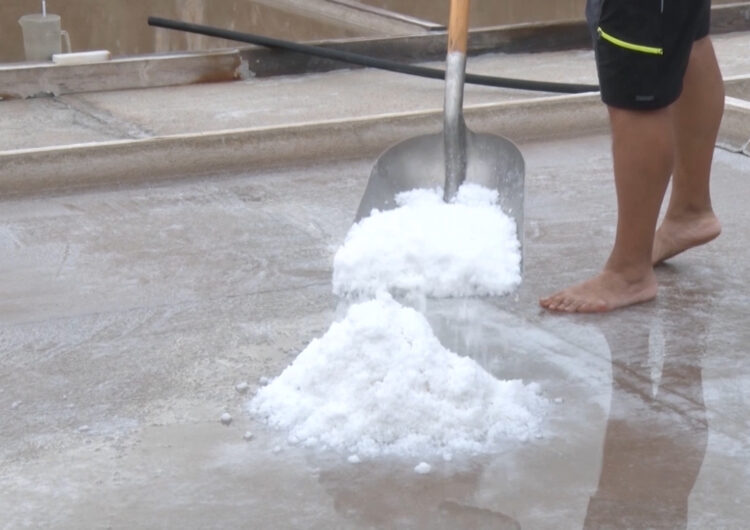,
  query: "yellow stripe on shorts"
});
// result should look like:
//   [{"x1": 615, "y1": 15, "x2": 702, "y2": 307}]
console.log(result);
[{"x1": 597, "y1": 27, "x2": 664, "y2": 55}]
